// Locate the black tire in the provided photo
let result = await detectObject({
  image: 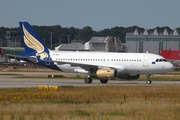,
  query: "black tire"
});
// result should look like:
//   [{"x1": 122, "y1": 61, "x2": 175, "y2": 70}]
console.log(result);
[
  {"x1": 146, "y1": 80, "x2": 152, "y2": 84},
  {"x1": 100, "y1": 79, "x2": 108, "y2": 84},
  {"x1": 84, "y1": 78, "x2": 92, "y2": 83}
]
